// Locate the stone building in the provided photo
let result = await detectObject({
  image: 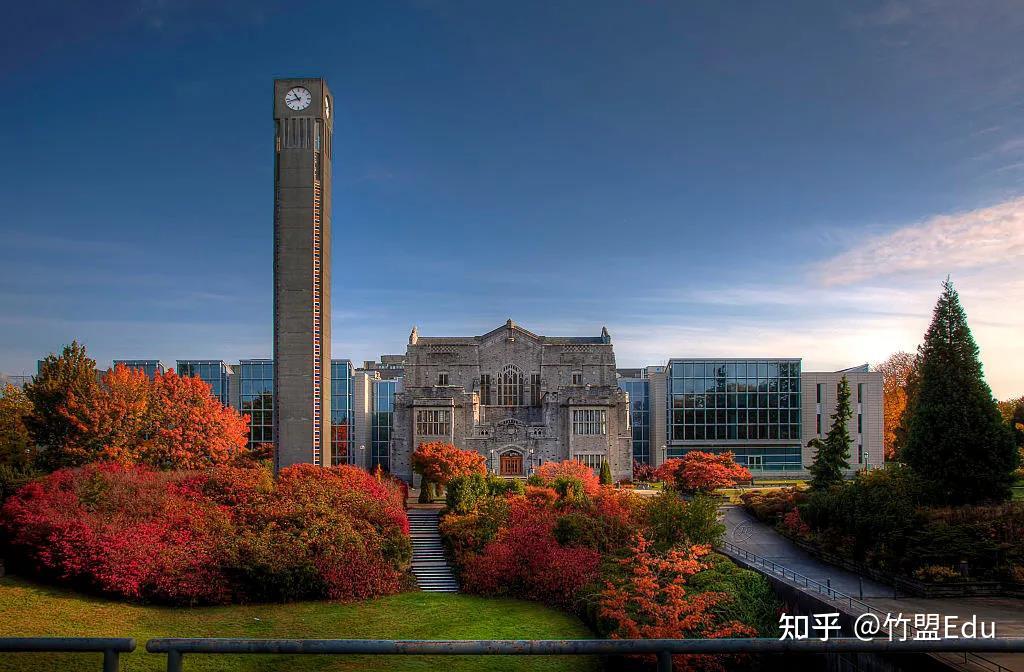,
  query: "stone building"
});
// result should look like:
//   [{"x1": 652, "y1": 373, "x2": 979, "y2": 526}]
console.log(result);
[{"x1": 390, "y1": 320, "x2": 633, "y2": 484}]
